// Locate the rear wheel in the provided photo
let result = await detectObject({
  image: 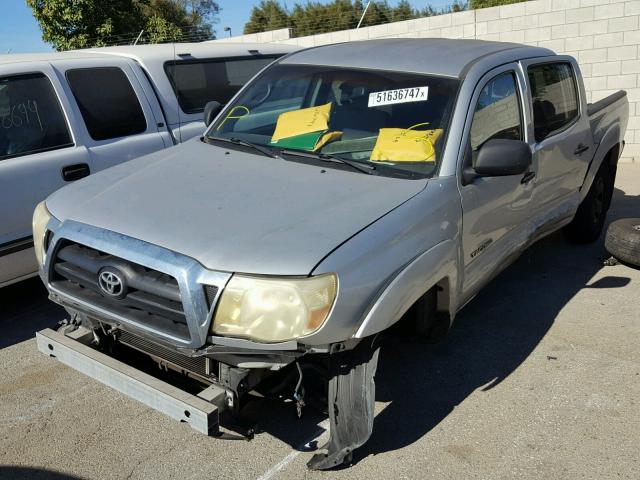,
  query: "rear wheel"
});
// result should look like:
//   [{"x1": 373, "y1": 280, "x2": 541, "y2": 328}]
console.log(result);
[{"x1": 564, "y1": 162, "x2": 612, "y2": 243}]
